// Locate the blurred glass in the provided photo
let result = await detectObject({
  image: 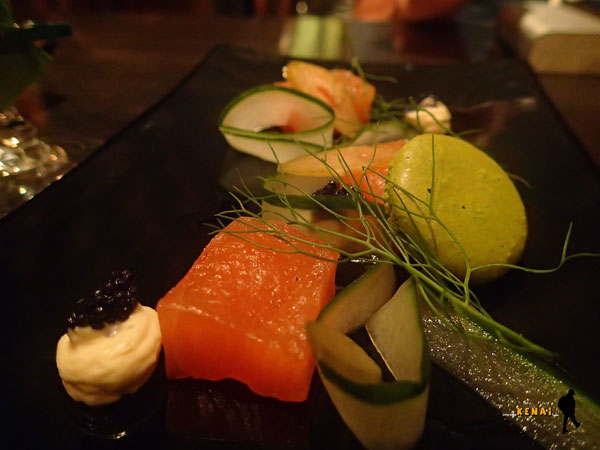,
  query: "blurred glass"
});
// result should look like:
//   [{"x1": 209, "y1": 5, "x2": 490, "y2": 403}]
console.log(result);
[
  {"x1": 0, "y1": 0, "x2": 71, "y2": 217},
  {"x1": 0, "y1": 107, "x2": 69, "y2": 216}
]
